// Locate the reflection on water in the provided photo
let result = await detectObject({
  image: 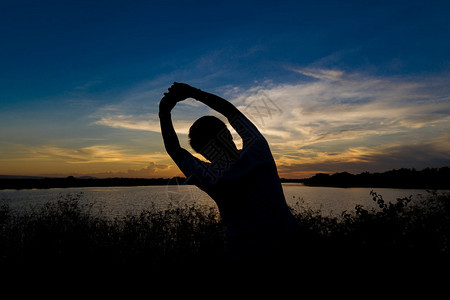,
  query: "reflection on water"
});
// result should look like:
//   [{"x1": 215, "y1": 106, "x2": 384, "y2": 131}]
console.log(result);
[
  {"x1": 282, "y1": 183, "x2": 429, "y2": 215},
  {"x1": 0, "y1": 184, "x2": 430, "y2": 218}
]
